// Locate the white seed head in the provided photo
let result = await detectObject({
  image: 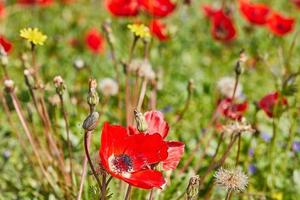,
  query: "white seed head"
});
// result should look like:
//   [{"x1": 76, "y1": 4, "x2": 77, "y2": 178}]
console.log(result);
[
  {"x1": 138, "y1": 60, "x2": 155, "y2": 81},
  {"x1": 73, "y1": 58, "x2": 85, "y2": 69},
  {"x1": 4, "y1": 79, "x2": 14, "y2": 89},
  {"x1": 129, "y1": 59, "x2": 144, "y2": 73},
  {"x1": 214, "y1": 167, "x2": 248, "y2": 192},
  {"x1": 217, "y1": 76, "x2": 242, "y2": 98},
  {"x1": 222, "y1": 118, "x2": 255, "y2": 135},
  {"x1": 99, "y1": 78, "x2": 118, "y2": 97}
]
